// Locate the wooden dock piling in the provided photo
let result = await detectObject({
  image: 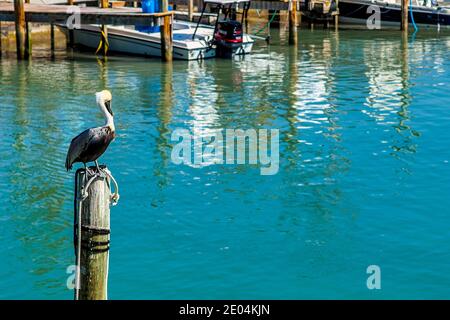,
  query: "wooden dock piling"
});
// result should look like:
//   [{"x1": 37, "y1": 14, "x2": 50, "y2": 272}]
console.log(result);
[
  {"x1": 14, "y1": 0, "x2": 27, "y2": 59},
  {"x1": 74, "y1": 168, "x2": 111, "y2": 300},
  {"x1": 50, "y1": 22, "x2": 55, "y2": 58},
  {"x1": 188, "y1": 0, "x2": 193, "y2": 21},
  {"x1": 334, "y1": 0, "x2": 339, "y2": 30},
  {"x1": 0, "y1": 21, "x2": 2, "y2": 58},
  {"x1": 401, "y1": 0, "x2": 408, "y2": 32},
  {"x1": 160, "y1": 0, "x2": 172, "y2": 62},
  {"x1": 25, "y1": 0, "x2": 31, "y2": 57},
  {"x1": 288, "y1": 0, "x2": 297, "y2": 45}
]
